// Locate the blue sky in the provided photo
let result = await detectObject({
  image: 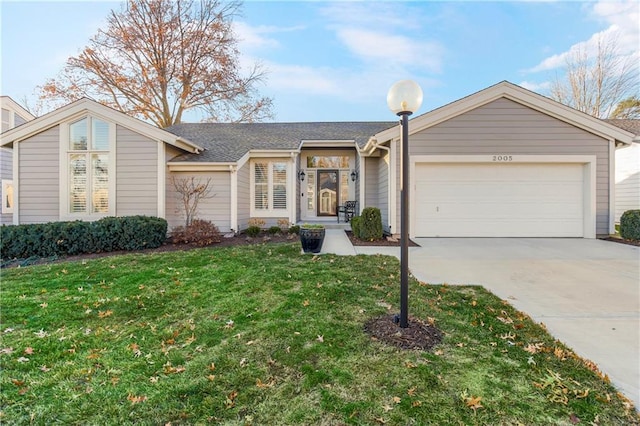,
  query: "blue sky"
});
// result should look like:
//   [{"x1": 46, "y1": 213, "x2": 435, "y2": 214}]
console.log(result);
[{"x1": 1, "y1": 0, "x2": 638, "y2": 122}]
